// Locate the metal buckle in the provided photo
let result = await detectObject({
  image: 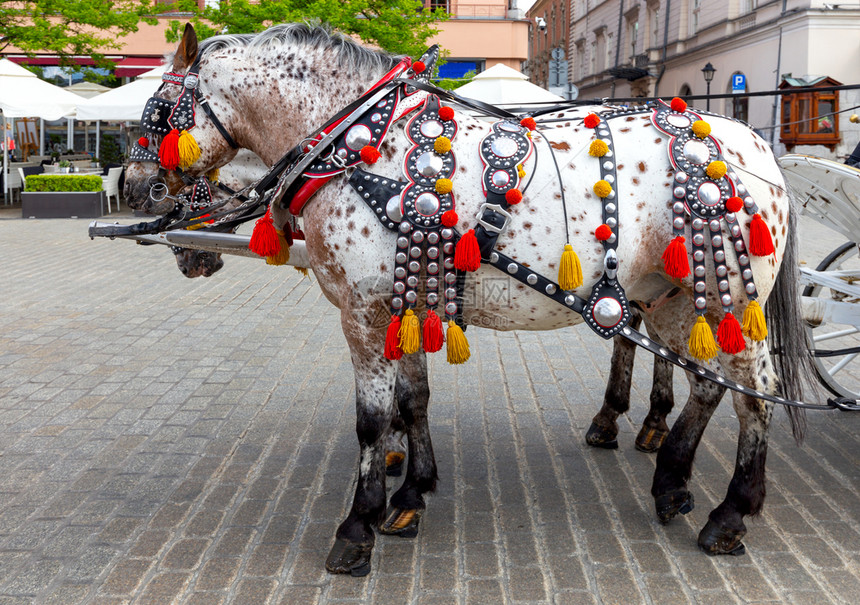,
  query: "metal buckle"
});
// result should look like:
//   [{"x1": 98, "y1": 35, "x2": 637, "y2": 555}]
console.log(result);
[{"x1": 475, "y1": 203, "x2": 512, "y2": 235}]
